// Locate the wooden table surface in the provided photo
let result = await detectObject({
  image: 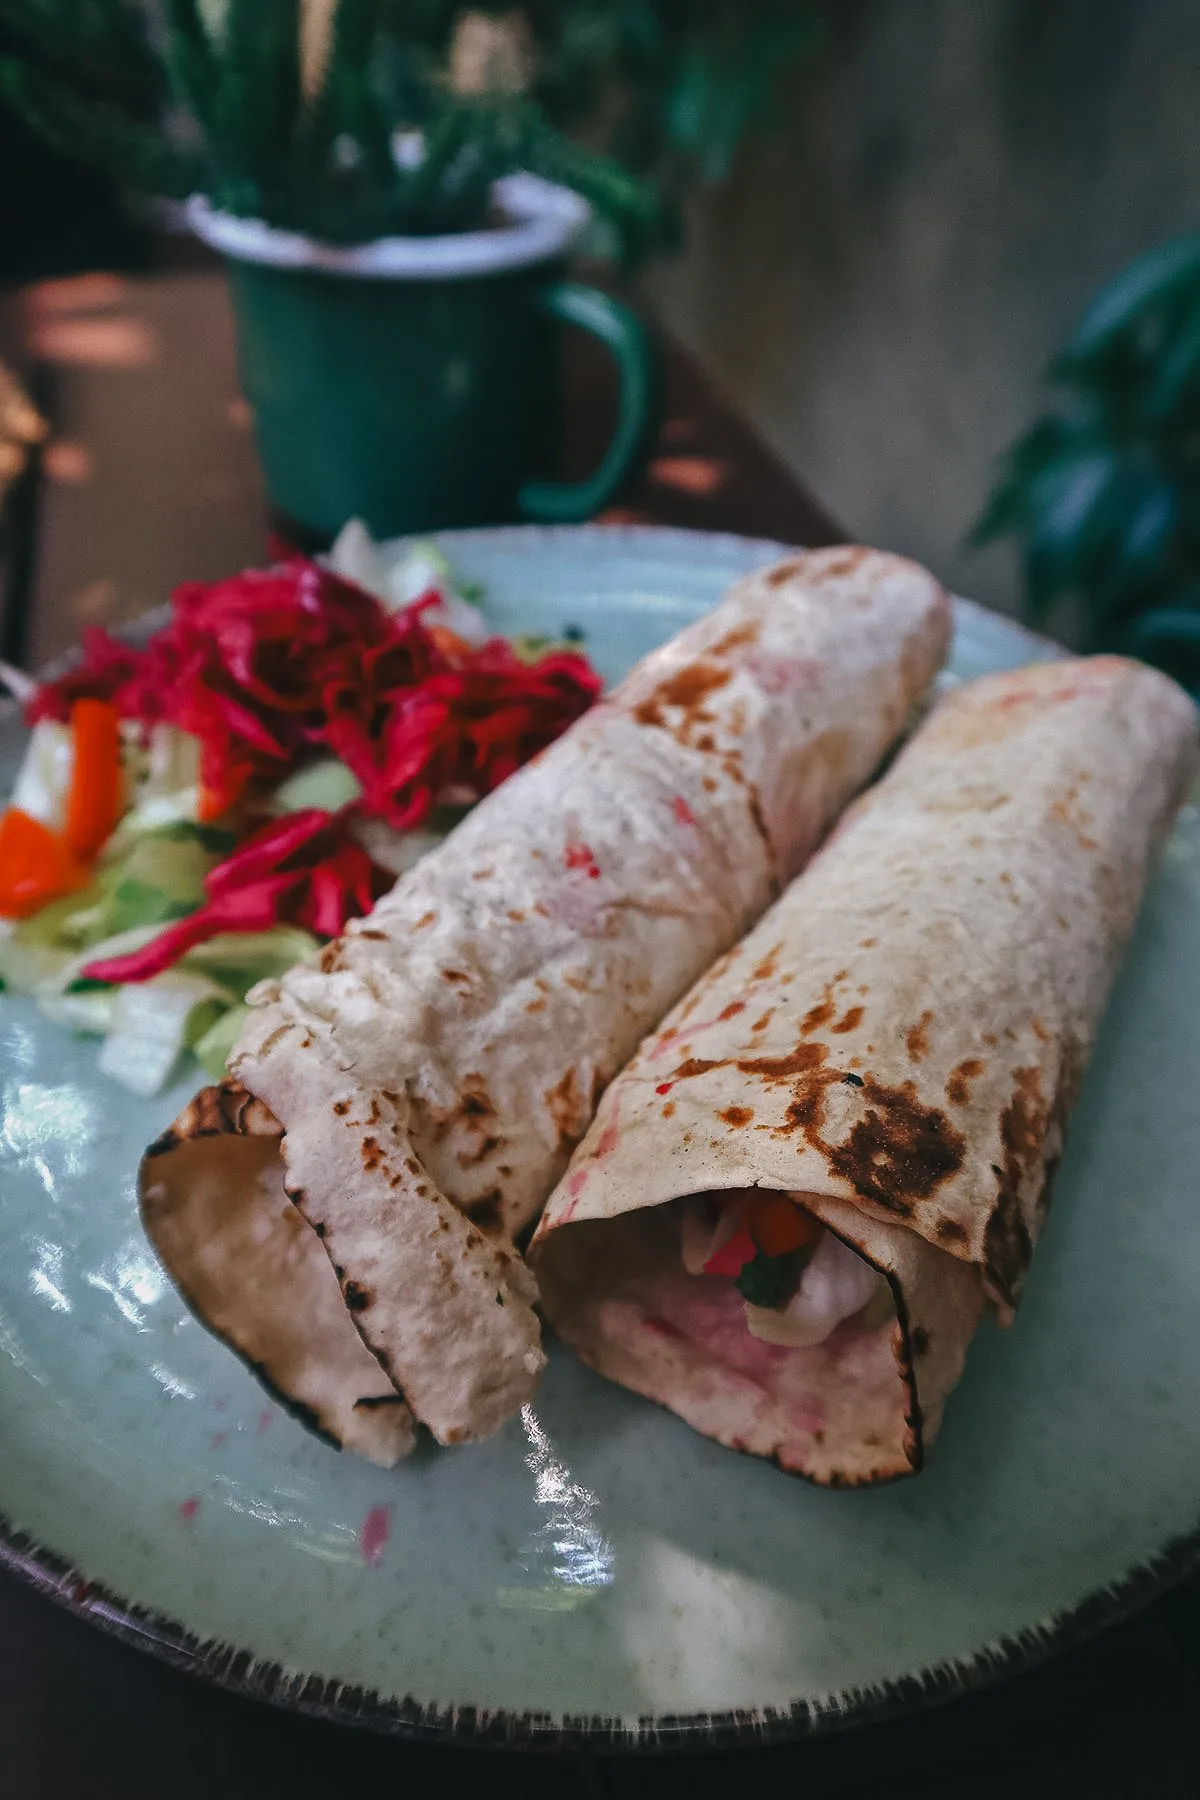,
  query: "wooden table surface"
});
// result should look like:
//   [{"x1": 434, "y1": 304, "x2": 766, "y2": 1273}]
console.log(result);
[{"x1": 1, "y1": 261, "x2": 1199, "y2": 1799}]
